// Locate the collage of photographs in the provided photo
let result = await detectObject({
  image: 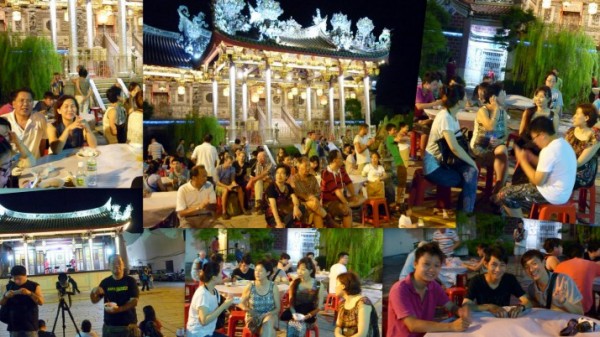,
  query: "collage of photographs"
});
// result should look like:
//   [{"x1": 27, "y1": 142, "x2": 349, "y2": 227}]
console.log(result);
[{"x1": 0, "y1": 0, "x2": 600, "y2": 336}]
